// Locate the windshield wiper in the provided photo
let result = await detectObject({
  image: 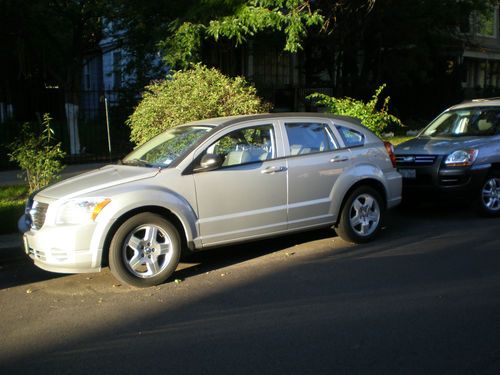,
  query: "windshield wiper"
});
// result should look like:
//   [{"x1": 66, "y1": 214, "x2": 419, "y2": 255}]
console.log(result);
[{"x1": 122, "y1": 158, "x2": 153, "y2": 167}]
